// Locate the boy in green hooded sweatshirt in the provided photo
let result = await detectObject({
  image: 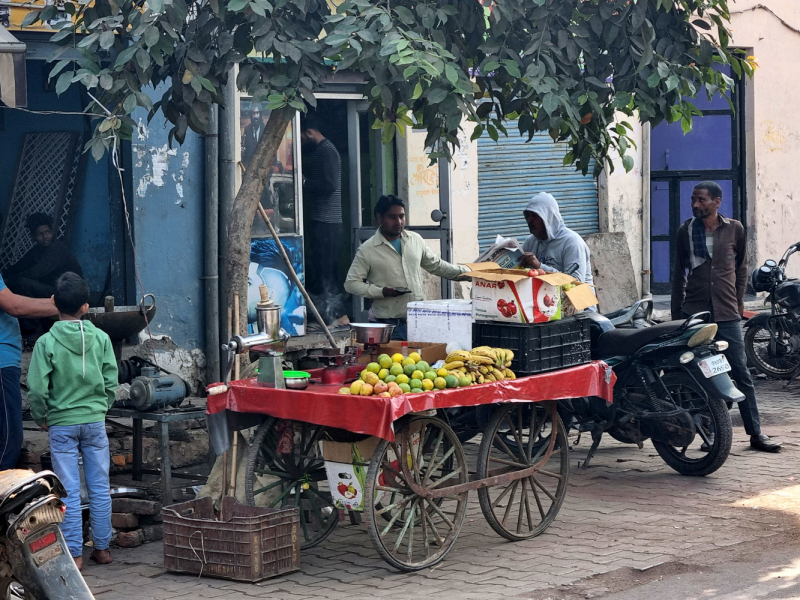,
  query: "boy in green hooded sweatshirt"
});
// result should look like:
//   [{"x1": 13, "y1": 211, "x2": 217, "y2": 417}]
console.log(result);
[{"x1": 28, "y1": 272, "x2": 117, "y2": 571}]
